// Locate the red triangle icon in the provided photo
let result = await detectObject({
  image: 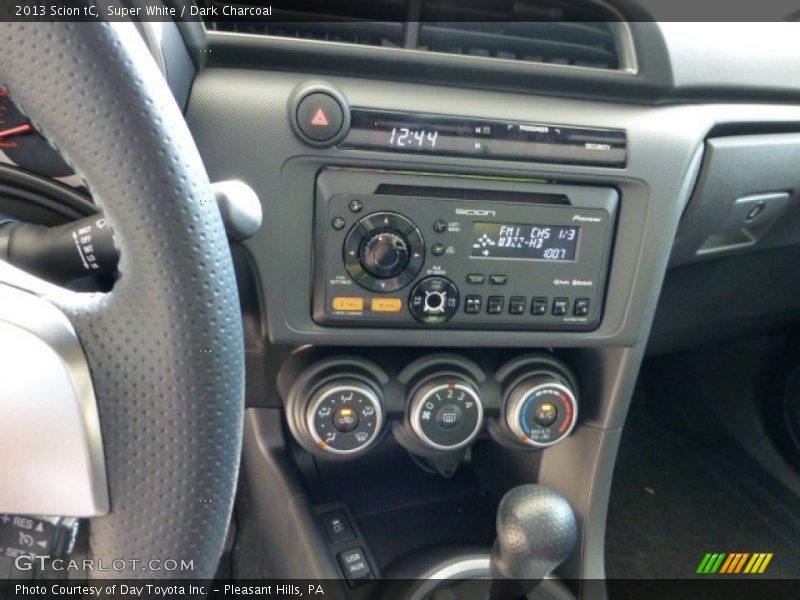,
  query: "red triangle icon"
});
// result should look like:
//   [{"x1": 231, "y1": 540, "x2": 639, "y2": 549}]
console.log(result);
[{"x1": 310, "y1": 108, "x2": 329, "y2": 127}]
